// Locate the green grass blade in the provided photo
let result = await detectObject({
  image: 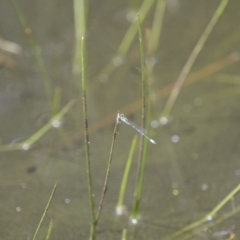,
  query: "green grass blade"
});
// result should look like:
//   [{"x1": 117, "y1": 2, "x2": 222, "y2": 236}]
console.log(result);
[
  {"x1": 24, "y1": 100, "x2": 75, "y2": 146},
  {"x1": 95, "y1": 113, "x2": 120, "y2": 224},
  {"x1": 11, "y1": 0, "x2": 52, "y2": 106},
  {"x1": 0, "y1": 100, "x2": 75, "y2": 152},
  {"x1": 150, "y1": 0, "x2": 166, "y2": 54},
  {"x1": 52, "y1": 87, "x2": 62, "y2": 115},
  {"x1": 116, "y1": 135, "x2": 138, "y2": 214},
  {"x1": 95, "y1": 0, "x2": 155, "y2": 79},
  {"x1": 32, "y1": 183, "x2": 57, "y2": 240},
  {"x1": 73, "y1": 0, "x2": 87, "y2": 75},
  {"x1": 160, "y1": 0, "x2": 229, "y2": 121},
  {"x1": 121, "y1": 228, "x2": 127, "y2": 240},
  {"x1": 131, "y1": 13, "x2": 148, "y2": 221},
  {"x1": 80, "y1": 37, "x2": 96, "y2": 240},
  {"x1": 163, "y1": 183, "x2": 240, "y2": 240},
  {"x1": 45, "y1": 219, "x2": 54, "y2": 240}
]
